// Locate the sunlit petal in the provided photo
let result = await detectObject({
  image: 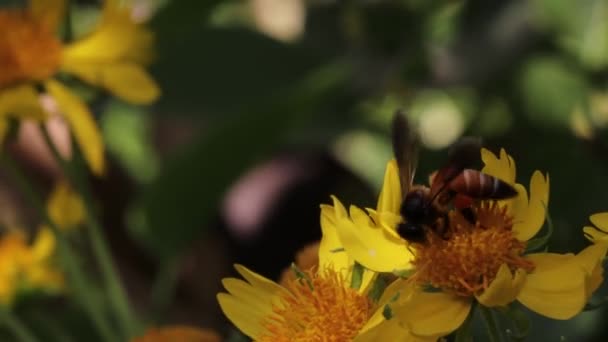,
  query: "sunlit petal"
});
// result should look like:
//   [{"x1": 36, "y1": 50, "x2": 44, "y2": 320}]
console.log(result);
[
  {"x1": 319, "y1": 203, "x2": 350, "y2": 274},
  {"x1": 376, "y1": 159, "x2": 402, "y2": 215},
  {"x1": 334, "y1": 198, "x2": 413, "y2": 273}
]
